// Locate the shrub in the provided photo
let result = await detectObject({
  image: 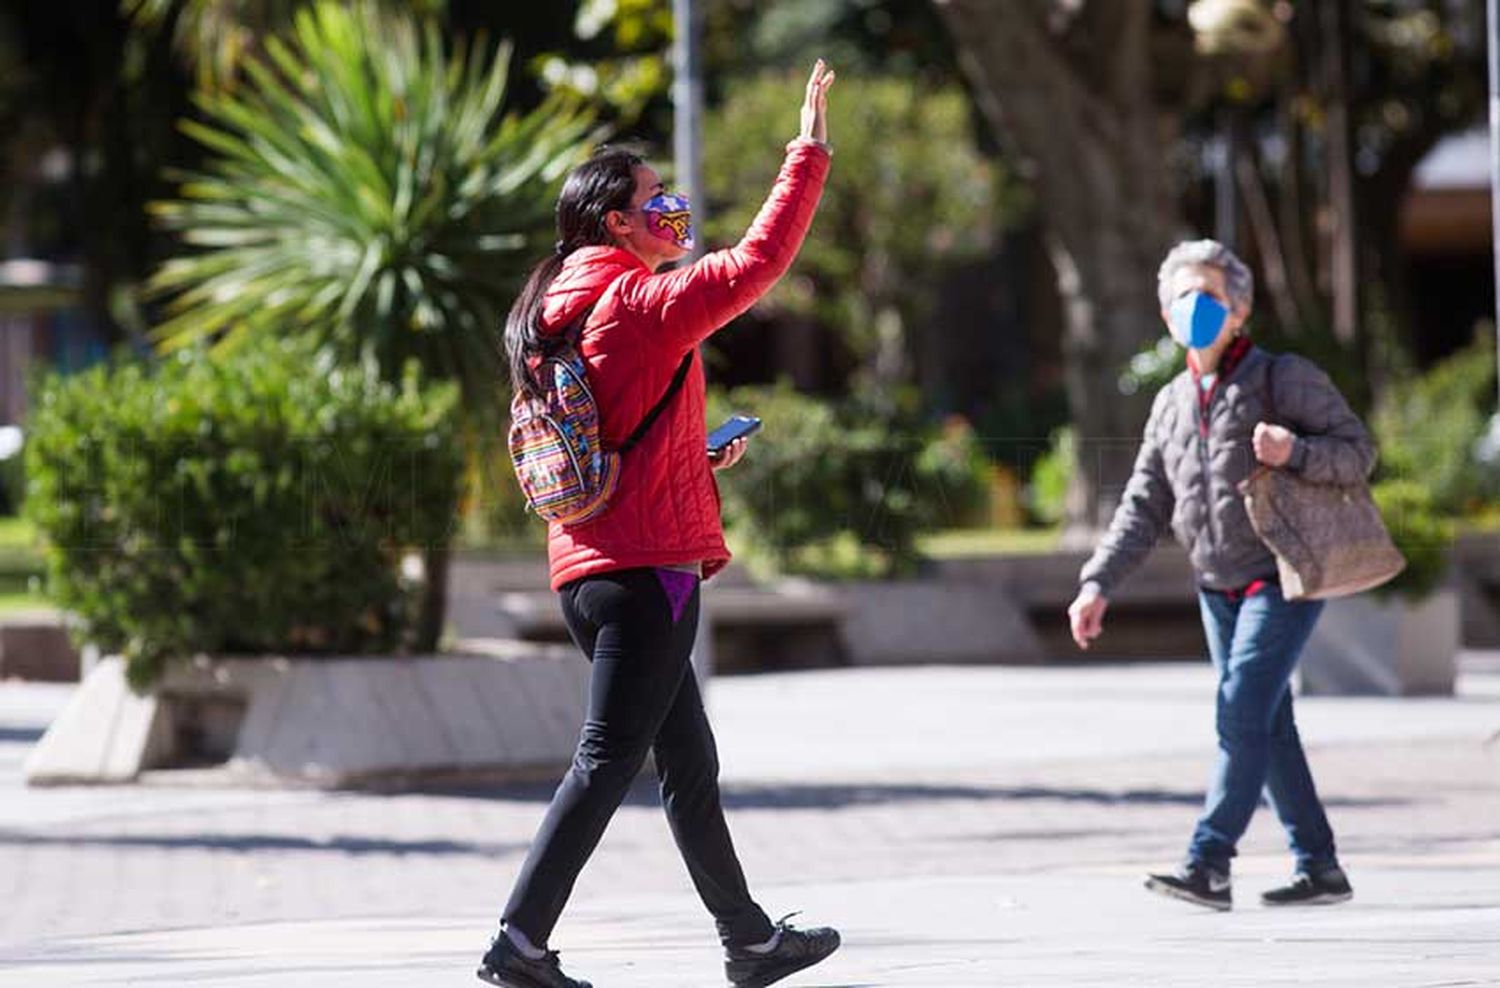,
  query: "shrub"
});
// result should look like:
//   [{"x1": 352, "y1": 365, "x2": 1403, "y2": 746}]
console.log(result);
[
  {"x1": 0, "y1": 517, "x2": 44, "y2": 597},
  {"x1": 1372, "y1": 479, "x2": 1454, "y2": 602},
  {"x1": 1372, "y1": 329, "x2": 1499, "y2": 516},
  {"x1": 1027, "y1": 426, "x2": 1075, "y2": 527},
  {"x1": 706, "y1": 383, "x2": 989, "y2": 578},
  {"x1": 24, "y1": 339, "x2": 464, "y2": 689}
]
